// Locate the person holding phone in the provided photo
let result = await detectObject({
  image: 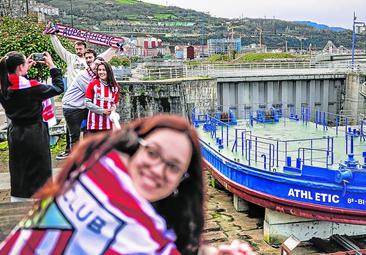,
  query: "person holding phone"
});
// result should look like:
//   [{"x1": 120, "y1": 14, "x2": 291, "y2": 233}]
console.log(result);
[{"x1": 0, "y1": 51, "x2": 64, "y2": 201}]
